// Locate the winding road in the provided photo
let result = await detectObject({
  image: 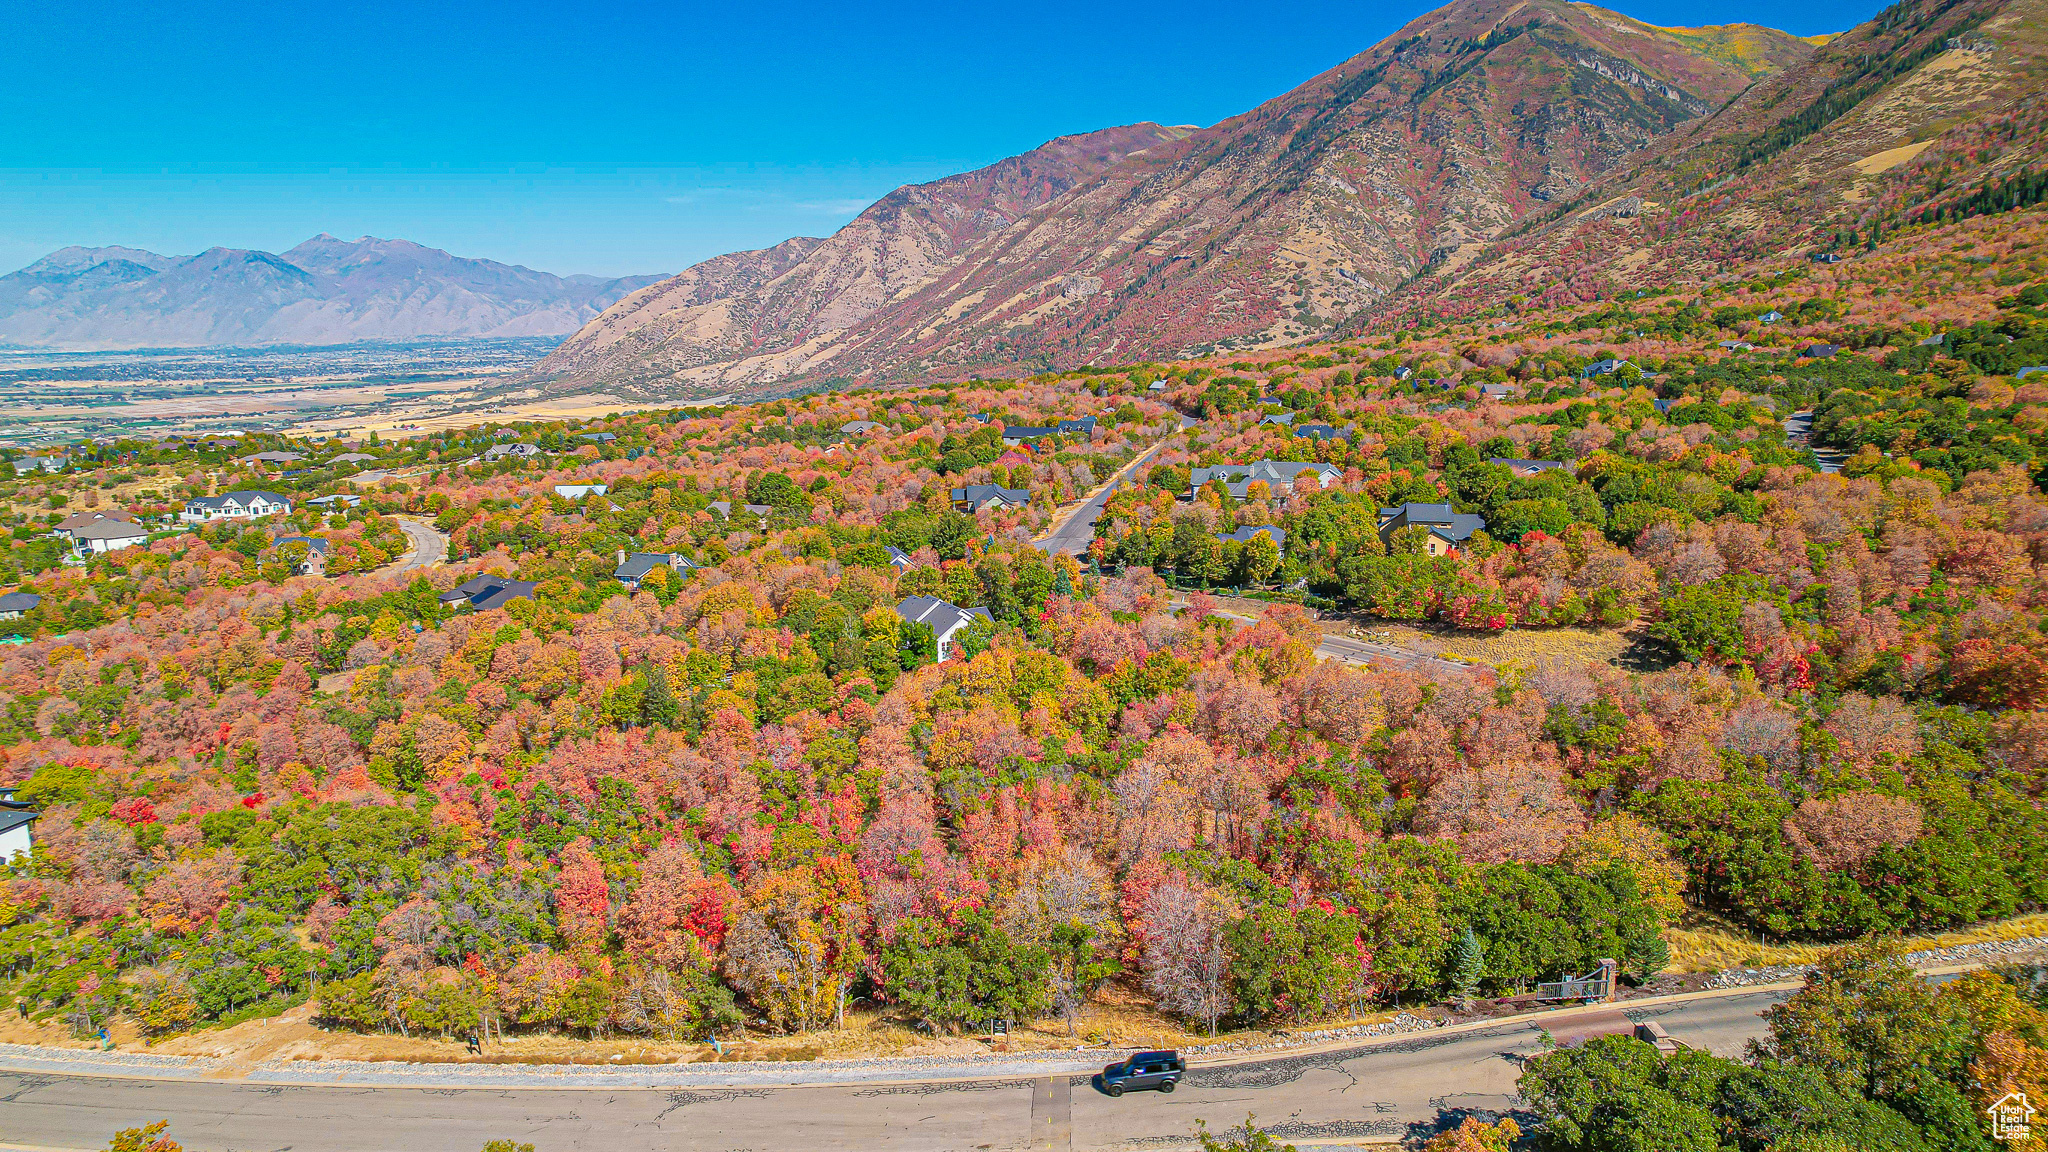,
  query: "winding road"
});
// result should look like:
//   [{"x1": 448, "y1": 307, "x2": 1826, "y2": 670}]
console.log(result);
[
  {"x1": 1035, "y1": 417, "x2": 1198, "y2": 558},
  {"x1": 391, "y1": 518, "x2": 448, "y2": 573},
  {"x1": 0, "y1": 987, "x2": 1793, "y2": 1152}
]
